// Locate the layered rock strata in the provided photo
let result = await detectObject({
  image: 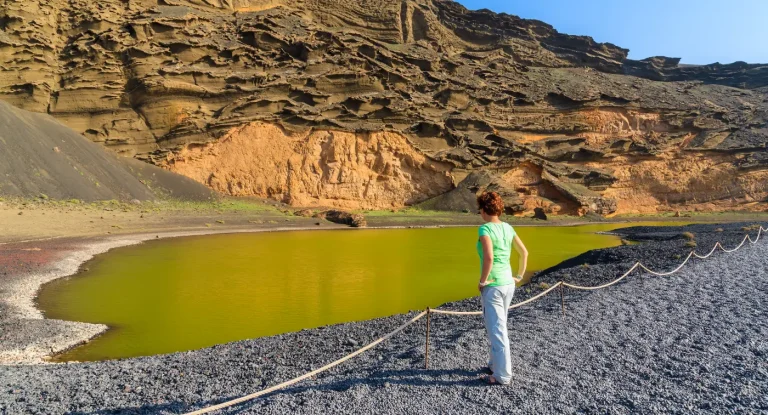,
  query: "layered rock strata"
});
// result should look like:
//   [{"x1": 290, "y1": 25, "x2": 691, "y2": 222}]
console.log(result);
[{"x1": 1, "y1": 0, "x2": 766, "y2": 214}]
